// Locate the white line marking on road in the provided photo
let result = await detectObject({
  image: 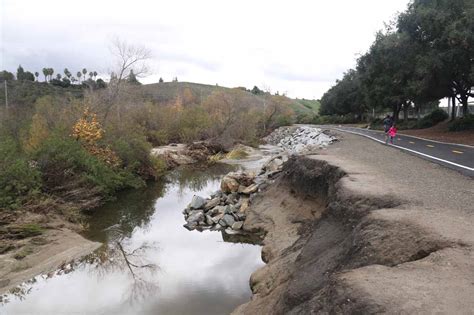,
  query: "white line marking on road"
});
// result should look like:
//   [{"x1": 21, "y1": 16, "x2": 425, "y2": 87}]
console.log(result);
[
  {"x1": 426, "y1": 144, "x2": 435, "y2": 148},
  {"x1": 452, "y1": 150, "x2": 464, "y2": 154},
  {"x1": 340, "y1": 127, "x2": 474, "y2": 149},
  {"x1": 334, "y1": 128, "x2": 474, "y2": 172},
  {"x1": 409, "y1": 141, "x2": 415, "y2": 144}
]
